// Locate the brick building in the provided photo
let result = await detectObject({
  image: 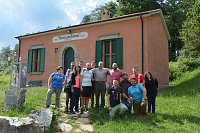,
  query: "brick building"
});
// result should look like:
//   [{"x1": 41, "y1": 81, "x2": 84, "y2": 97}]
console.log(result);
[{"x1": 16, "y1": 9, "x2": 170, "y2": 87}]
